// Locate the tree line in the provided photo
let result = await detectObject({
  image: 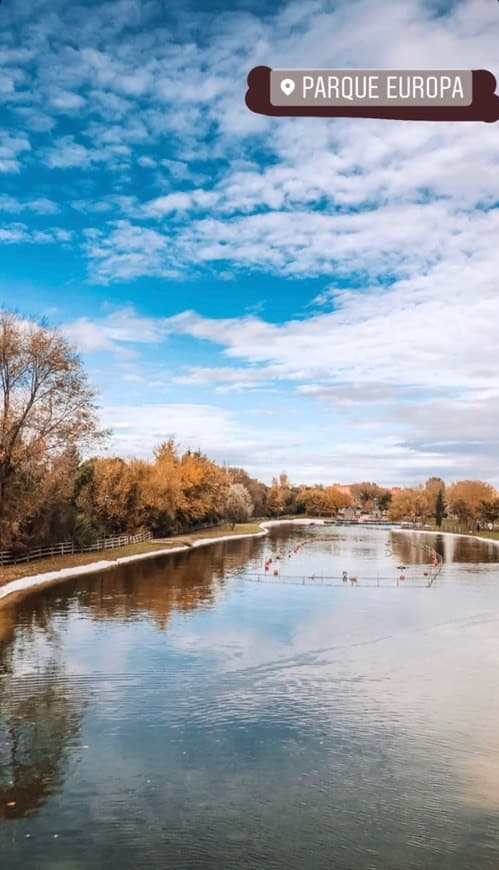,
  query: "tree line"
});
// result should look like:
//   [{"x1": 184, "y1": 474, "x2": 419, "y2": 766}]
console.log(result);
[
  {"x1": 388, "y1": 477, "x2": 499, "y2": 528},
  {"x1": 1, "y1": 310, "x2": 497, "y2": 552}
]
